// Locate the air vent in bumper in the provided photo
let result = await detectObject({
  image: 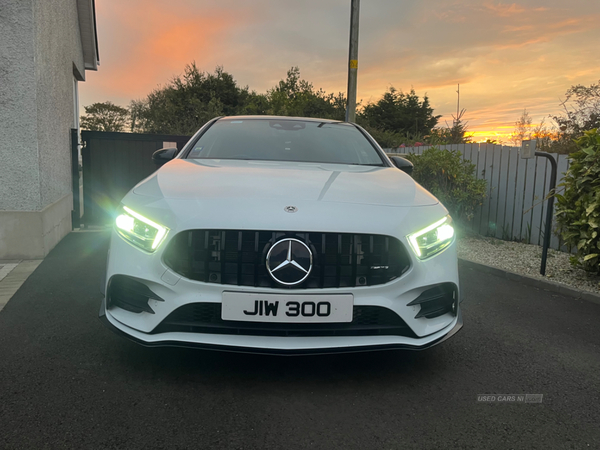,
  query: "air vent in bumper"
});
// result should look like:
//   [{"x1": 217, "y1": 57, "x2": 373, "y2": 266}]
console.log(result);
[
  {"x1": 407, "y1": 283, "x2": 458, "y2": 319},
  {"x1": 106, "y1": 275, "x2": 163, "y2": 314}
]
